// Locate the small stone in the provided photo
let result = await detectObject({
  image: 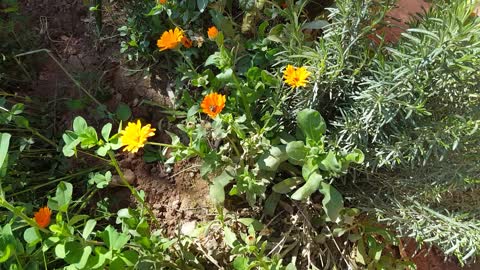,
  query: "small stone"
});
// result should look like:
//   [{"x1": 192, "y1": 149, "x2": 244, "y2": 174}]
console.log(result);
[
  {"x1": 123, "y1": 169, "x2": 135, "y2": 184},
  {"x1": 180, "y1": 221, "x2": 196, "y2": 235},
  {"x1": 171, "y1": 200, "x2": 180, "y2": 208},
  {"x1": 153, "y1": 203, "x2": 163, "y2": 209}
]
